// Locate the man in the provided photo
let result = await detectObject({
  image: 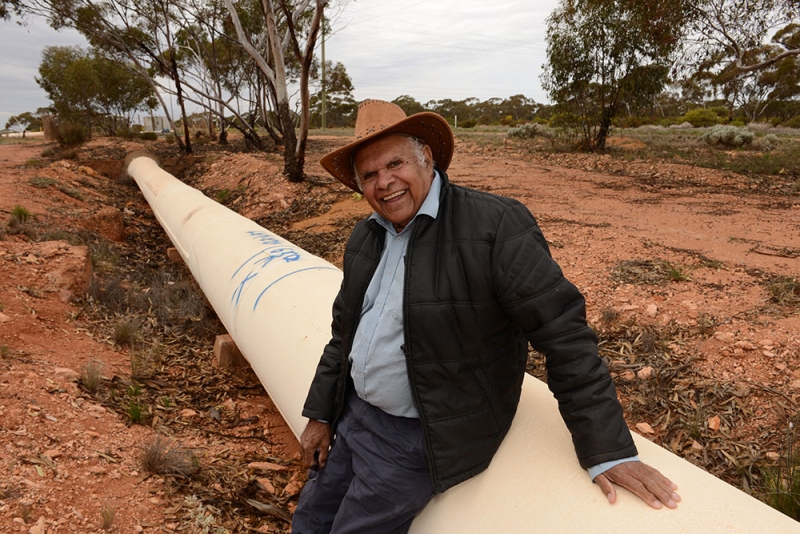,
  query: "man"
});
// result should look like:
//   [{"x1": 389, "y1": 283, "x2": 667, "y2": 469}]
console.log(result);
[{"x1": 292, "y1": 100, "x2": 679, "y2": 533}]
